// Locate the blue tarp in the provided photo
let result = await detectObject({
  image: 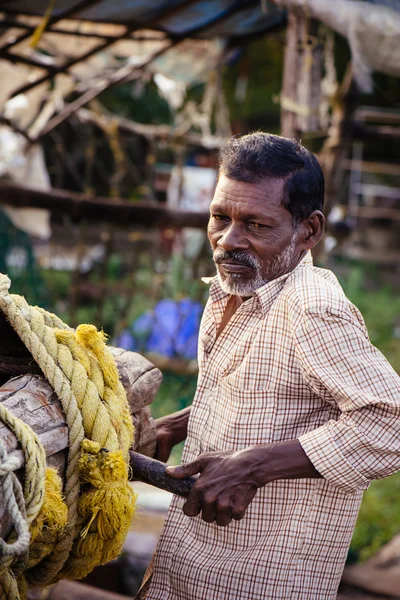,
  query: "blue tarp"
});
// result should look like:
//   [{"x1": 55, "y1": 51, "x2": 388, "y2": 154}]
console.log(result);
[
  {"x1": 114, "y1": 298, "x2": 203, "y2": 360},
  {"x1": 1, "y1": 0, "x2": 286, "y2": 39},
  {"x1": 2, "y1": 0, "x2": 399, "y2": 40}
]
